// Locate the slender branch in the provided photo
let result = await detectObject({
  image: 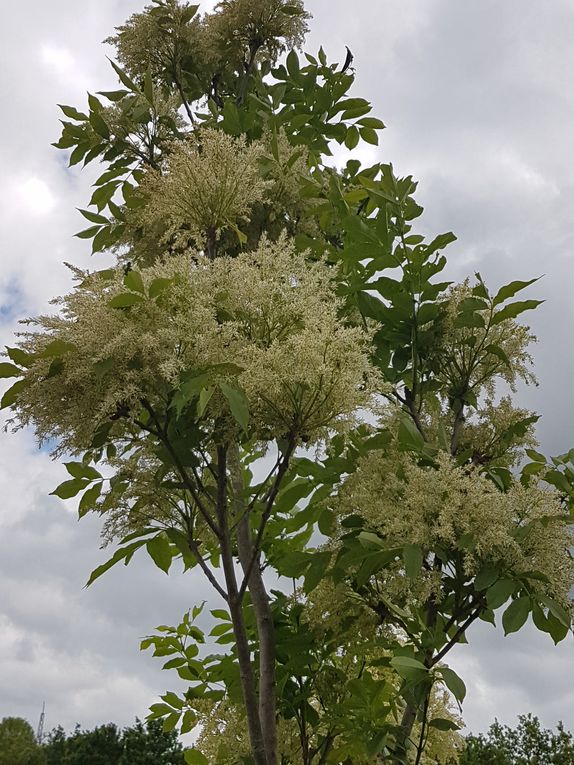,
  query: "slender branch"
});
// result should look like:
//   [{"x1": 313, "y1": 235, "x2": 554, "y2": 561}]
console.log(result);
[
  {"x1": 140, "y1": 399, "x2": 220, "y2": 537},
  {"x1": 185, "y1": 530, "x2": 228, "y2": 601},
  {"x1": 174, "y1": 74, "x2": 196, "y2": 126},
  {"x1": 238, "y1": 436, "x2": 297, "y2": 600},
  {"x1": 430, "y1": 607, "x2": 482, "y2": 668}
]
